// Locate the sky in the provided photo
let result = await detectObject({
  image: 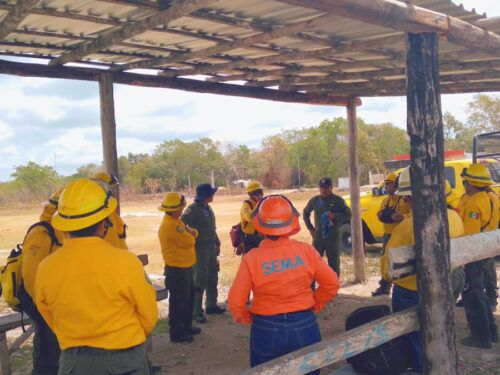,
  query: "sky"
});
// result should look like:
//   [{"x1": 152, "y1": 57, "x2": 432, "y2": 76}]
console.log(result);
[{"x1": 0, "y1": 0, "x2": 498, "y2": 181}]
